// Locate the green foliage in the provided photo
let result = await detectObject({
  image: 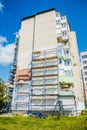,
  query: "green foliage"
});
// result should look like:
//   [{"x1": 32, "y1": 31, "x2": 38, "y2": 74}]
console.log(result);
[
  {"x1": 81, "y1": 109, "x2": 87, "y2": 116},
  {"x1": 0, "y1": 78, "x2": 7, "y2": 110},
  {"x1": 56, "y1": 111, "x2": 61, "y2": 120},
  {"x1": 60, "y1": 82, "x2": 74, "y2": 88},
  {"x1": 85, "y1": 100, "x2": 87, "y2": 105},
  {"x1": 0, "y1": 115, "x2": 87, "y2": 130}
]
